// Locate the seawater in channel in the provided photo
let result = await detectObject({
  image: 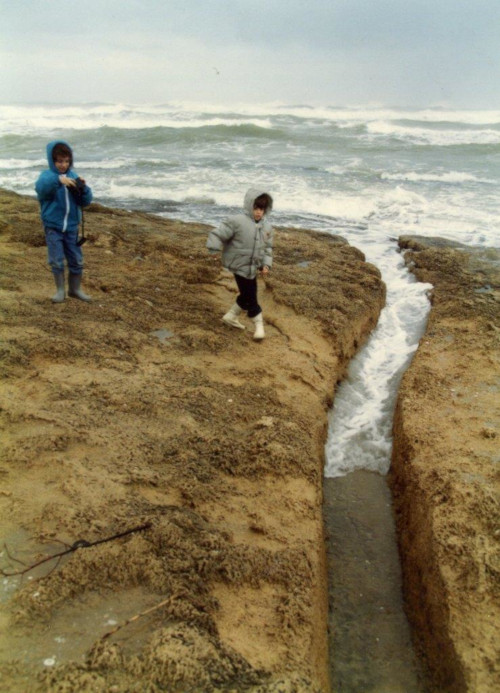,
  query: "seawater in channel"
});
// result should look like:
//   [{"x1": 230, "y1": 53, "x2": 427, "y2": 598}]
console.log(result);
[{"x1": 323, "y1": 226, "x2": 432, "y2": 692}]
